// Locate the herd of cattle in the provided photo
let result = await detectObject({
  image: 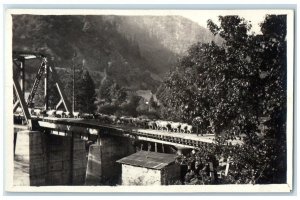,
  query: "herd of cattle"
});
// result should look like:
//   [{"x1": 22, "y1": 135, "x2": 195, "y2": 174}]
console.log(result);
[{"x1": 21, "y1": 108, "x2": 196, "y2": 134}]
